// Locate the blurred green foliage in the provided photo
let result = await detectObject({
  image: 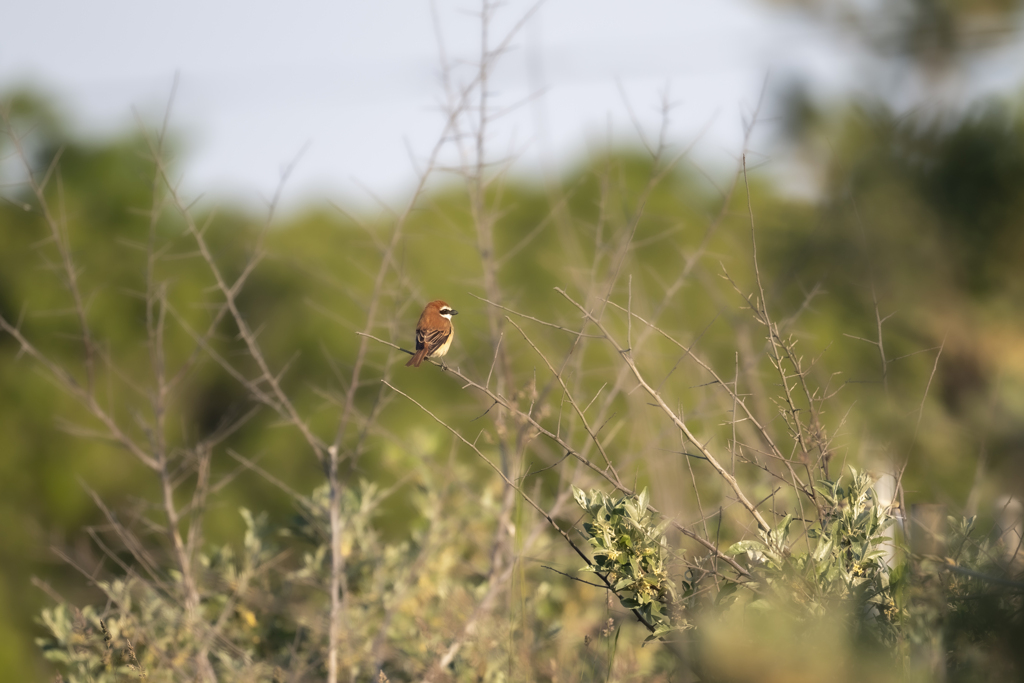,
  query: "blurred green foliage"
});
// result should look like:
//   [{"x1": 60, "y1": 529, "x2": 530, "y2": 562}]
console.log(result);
[
  {"x1": 3, "y1": 70, "x2": 1024, "y2": 680},
  {"x1": 574, "y1": 470, "x2": 1024, "y2": 681},
  {"x1": 764, "y1": 0, "x2": 1024, "y2": 72}
]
